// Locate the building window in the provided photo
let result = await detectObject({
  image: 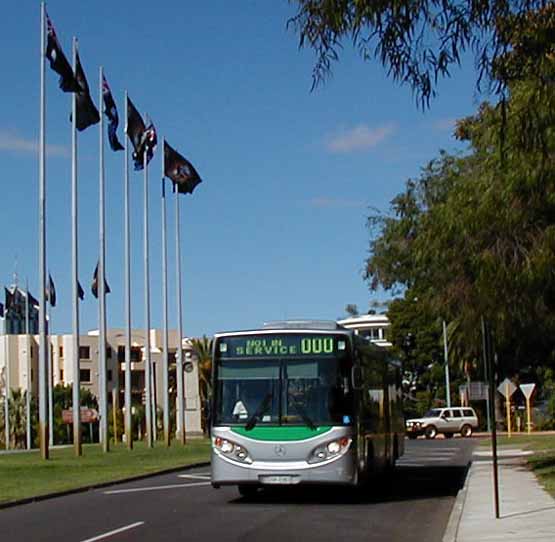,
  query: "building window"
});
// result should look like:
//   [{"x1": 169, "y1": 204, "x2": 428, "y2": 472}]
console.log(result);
[
  {"x1": 106, "y1": 347, "x2": 112, "y2": 359},
  {"x1": 117, "y1": 346, "x2": 125, "y2": 362},
  {"x1": 59, "y1": 346, "x2": 64, "y2": 358},
  {"x1": 79, "y1": 346, "x2": 90, "y2": 359},
  {"x1": 108, "y1": 370, "x2": 112, "y2": 382},
  {"x1": 80, "y1": 369, "x2": 91, "y2": 383},
  {"x1": 59, "y1": 370, "x2": 64, "y2": 381},
  {"x1": 131, "y1": 347, "x2": 142, "y2": 362}
]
